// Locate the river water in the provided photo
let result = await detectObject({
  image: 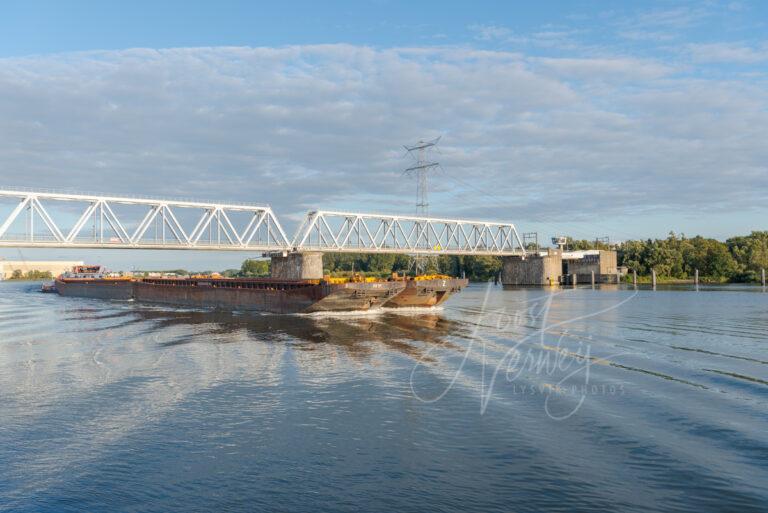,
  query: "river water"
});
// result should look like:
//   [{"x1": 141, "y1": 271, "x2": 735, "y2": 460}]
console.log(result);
[{"x1": 0, "y1": 281, "x2": 766, "y2": 512}]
